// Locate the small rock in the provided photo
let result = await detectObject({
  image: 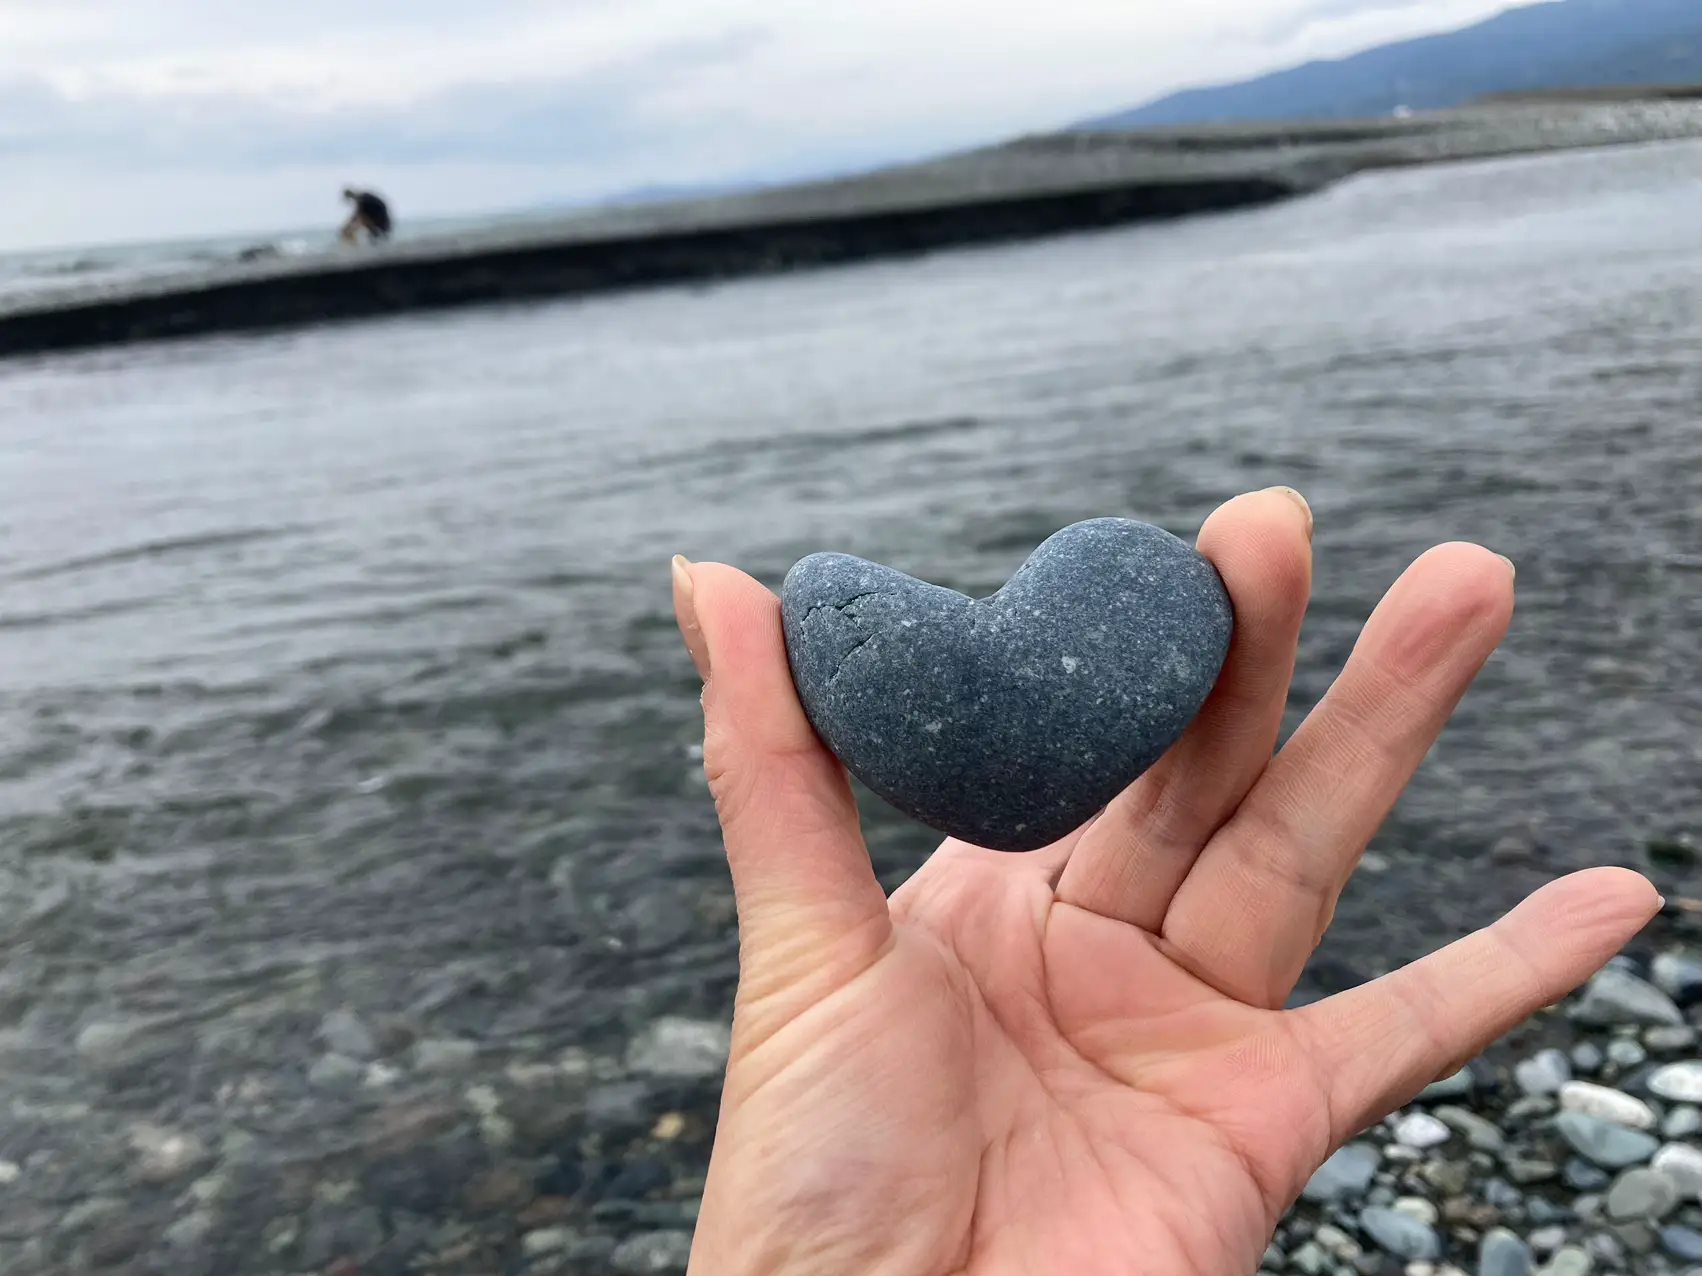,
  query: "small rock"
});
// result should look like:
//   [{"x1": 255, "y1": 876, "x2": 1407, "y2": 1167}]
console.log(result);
[
  {"x1": 1483, "y1": 1177, "x2": 1524, "y2": 1211},
  {"x1": 1565, "y1": 1158, "x2": 1612, "y2": 1190},
  {"x1": 1665, "y1": 1105, "x2": 1702, "y2": 1139},
  {"x1": 626, "y1": 1018, "x2": 732, "y2": 1079},
  {"x1": 1571, "y1": 1043, "x2": 1605, "y2": 1075},
  {"x1": 1573, "y1": 968, "x2": 1685, "y2": 1027},
  {"x1": 411, "y1": 1038, "x2": 479, "y2": 1073},
  {"x1": 524, "y1": 1227, "x2": 573, "y2": 1256},
  {"x1": 1528, "y1": 1226, "x2": 1569, "y2": 1256},
  {"x1": 1606, "y1": 1038, "x2": 1649, "y2": 1069},
  {"x1": 262, "y1": 1216, "x2": 300, "y2": 1255},
  {"x1": 319, "y1": 1010, "x2": 379, "y2": 1061},
  {"x1": 610, "y1": 1229, "x2": 695, "y2": 1273},
  {"x1": 1506, "y1": 1096, "x2": 1557, "y2": 1122},
  {"x1": 1611, "y1": 1219, "x2": 1658, "y2": 1254},
  {"x1": 1505, "y1": 1157, "x2": 1559, "y2": 1185},
  {"x1": 164, "y1": 1211, "x2": 213, "y2": 1249},
  {"x1": 1290, "y1": 1241, "x2": 1329, "y2": 1276},
  {"x1": 0, "y1": 1161, "x2": 19, "y2": 1186},
  {"x1": 364, "y1": 1062, "x2": 403, "y2": 1089},
  {"x1": 1652, "y1": 1142, "x2": 1702, "y2": 1196},
  {"x1": 308, "y1": 1053, "x2": 365, "y2": 1092},
  {"x1": 1662, "y1": 1226, "x2": 1702, "y2": 1261},
  {"x1": 128, "y1": 1125, "x2": 208, "y2": 1184},
  {"x1": 652, "y1": 1112, "x2": 687, "y2": 1141},
  {"x1": 1419, "y1": 1068, "x2": 1477, "y2": 1101},
  {"x1": 1304, "y1": 1144, "x2": 1381, "y2": 1203},
  {"x1": 1479, "y1": 1227, "x2": 1533, "y2": 1276},
  {"x1": 586, "y1": 1081, "x2": 654, "y2": 1136},
  {"x1": 1518, "y1": 1050, "x2": 1574, "y2": 1097},
  {"x1": 1359, "y1": 1207, "x2": 1442, "y2": 1260},
  {"x1": 1559, "y1": 1081, "x2": 1657, "y2": 1129},
  {"x1": 1555, "y1": 1112, "x2": 1659, "y2": 1168},
  {"x1": 1606, "y1": 1166, "x2": 1681, "y2": 1221},
  {"x1": 1653, "y1": 952, "x2": 1702, "y2": 1005},
  {"x1": 74, "y1": 1018, "x2": 149, "y2": 1064},
  {"x1": 1395, "y1": 1113, "x2": 1453, "y2": 1149},
  {"x1": 1584, "y1": 1232, "x2": 1624, "y2": 1266},
  {"x1": 1651, "y1": 1062, "x2": 1702, "y2": 1104},
  {"x1": 1423, "y1": 1160, "x2": 1472, "y2": 1195},
  {"x1": 1393, "y1": 1197, "x2": 1440, "y2": 1226},
  {"x1": 1314, "y1": 1224, "x2": 1362, "y2": 1261},
  {"x1": 1437, "y1": 1106, "x2": 1506, "y2": 1152},
  {"x1": 1645, "y1": 1025, "x2": 1698, "y2": 1053},
  {"x1": 1537, "y1": 1246, "x2": 1592, "y2": 1276}
]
